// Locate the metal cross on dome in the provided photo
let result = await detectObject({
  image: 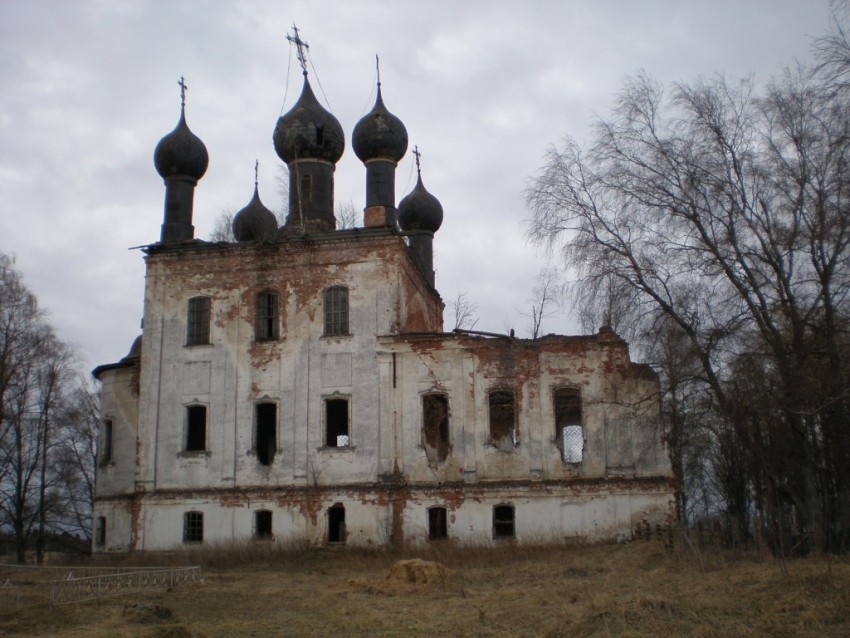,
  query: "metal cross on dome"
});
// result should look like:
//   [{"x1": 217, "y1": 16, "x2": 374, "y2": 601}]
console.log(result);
[
  {"x1": 286, "y1": 24, "x2": 309, "y2": 76},
  {"x1": 413, "y1": 145, "x2": 422, "y2": 175},
  {"x1": 178, "y1": 76, "x2": 187, "y2": 108}
]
